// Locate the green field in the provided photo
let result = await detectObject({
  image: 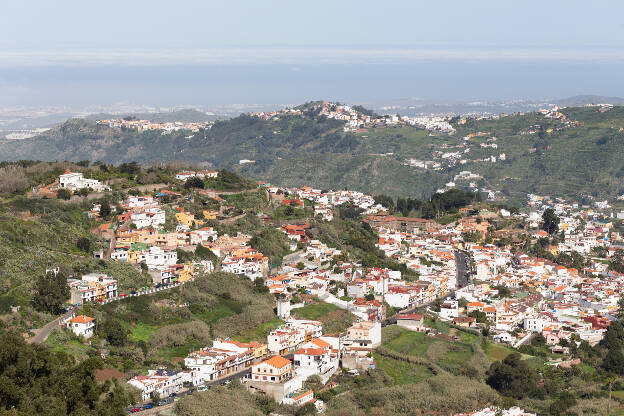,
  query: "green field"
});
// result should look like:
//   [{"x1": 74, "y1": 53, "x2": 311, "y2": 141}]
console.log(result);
[
  {"x1": 127, "y1": 323, "x2": 156, "y2": 342},
  {"x1": 292, "y1": 301, "x2": 356, "y2": 334},
  {"x1": 482, "y1": 341, "x2": 515, "y2": 361},
  {"x1": 157, "y1": 340, "x2": 203, "y2": 361},
  {"x1": 380, "y1": 327, "x2": 474, "y2": 372},
  {"x1": 372, "y1": 352, "x2": 433, "y2": 385},
  {"x1": 293, "y1": 302, "x2": 341, "y2": 320},
  {"x1": 234, "y1": 316, "x2": 285, "y2": 343}
]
